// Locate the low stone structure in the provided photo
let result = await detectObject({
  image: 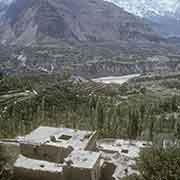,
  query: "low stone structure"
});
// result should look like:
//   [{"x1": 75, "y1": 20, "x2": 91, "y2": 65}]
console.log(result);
[{"x1": 64, "y1": 150, "x2": 101, "y2": 180}]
